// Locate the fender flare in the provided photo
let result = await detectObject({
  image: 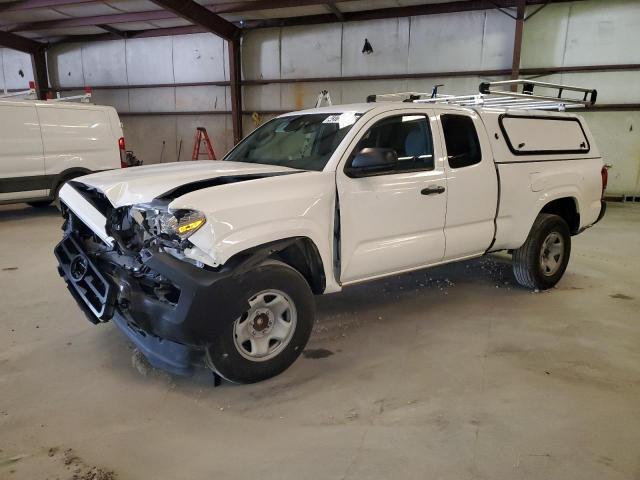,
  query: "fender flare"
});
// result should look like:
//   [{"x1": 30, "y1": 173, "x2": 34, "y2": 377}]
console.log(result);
[{"x1": 222, "y1": 236, "x2": 327, "y2": 294}]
